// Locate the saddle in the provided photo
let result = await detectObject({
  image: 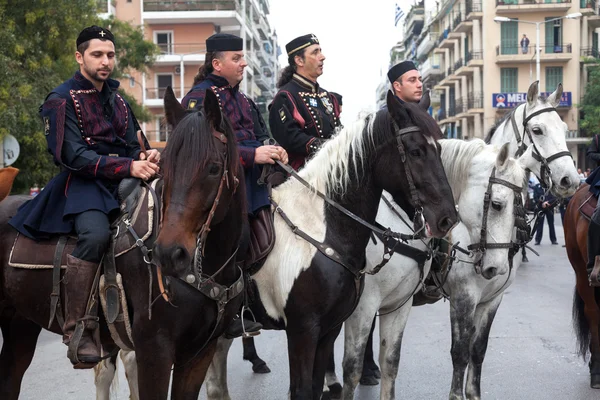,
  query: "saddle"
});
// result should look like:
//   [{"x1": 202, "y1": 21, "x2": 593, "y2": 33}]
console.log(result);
[
  {"x1": 244, "y1": 207, "x2": 276, "y2": 274},
  {"x1": 579, "y1": 192, "x2": 597, "y2": 221}
]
